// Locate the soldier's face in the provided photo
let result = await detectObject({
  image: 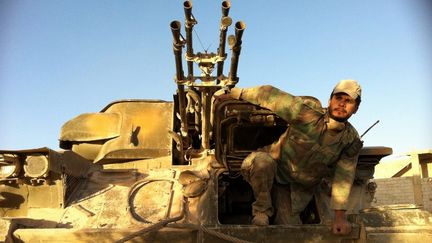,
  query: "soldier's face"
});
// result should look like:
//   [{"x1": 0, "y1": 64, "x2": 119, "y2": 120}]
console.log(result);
[{"x1": 328, "y1": 93, "x2": 358, "y2": 122}]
